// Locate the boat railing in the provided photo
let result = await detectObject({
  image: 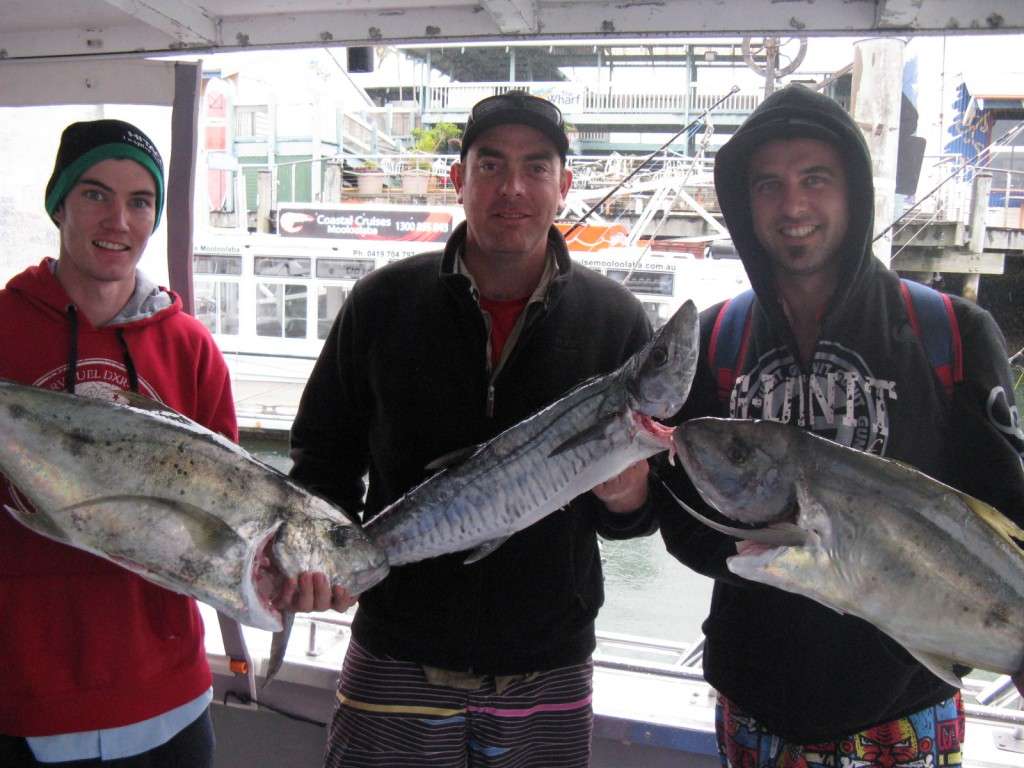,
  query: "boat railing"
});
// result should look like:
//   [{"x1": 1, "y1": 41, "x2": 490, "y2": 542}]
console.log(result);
[{"x1": 261, "y1": 610, "x2": 1023, "y2": 728}]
